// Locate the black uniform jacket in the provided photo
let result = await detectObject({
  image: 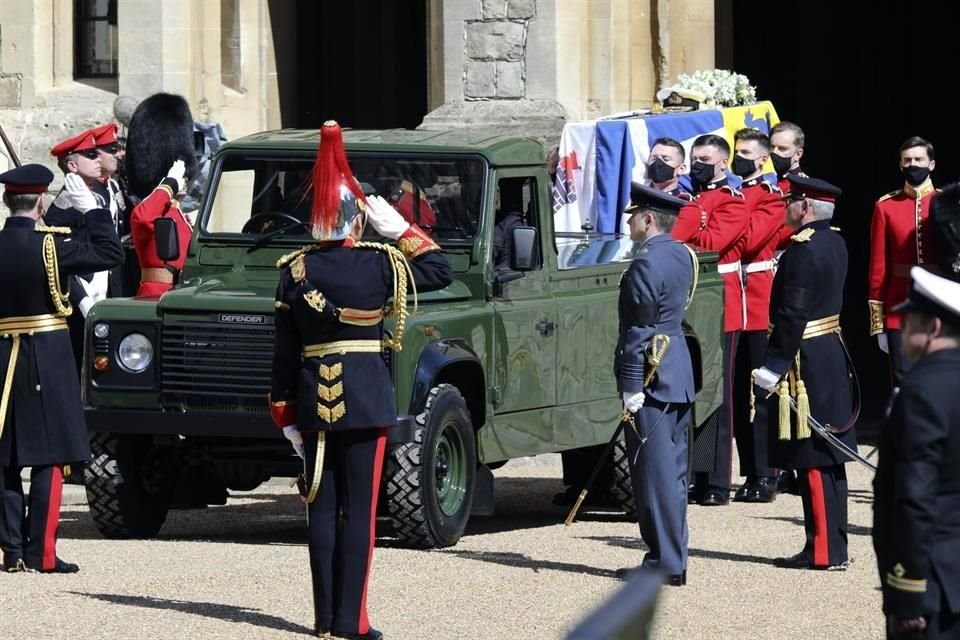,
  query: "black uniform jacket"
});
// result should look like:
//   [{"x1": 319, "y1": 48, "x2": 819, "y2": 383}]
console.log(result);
[
  {"x1": 764, "y1": 220, "x2": 857, "y2": 469},
  {"x1": 270, "y1": 238, "x2": 453, "y2": 432},
  {"x1": 873, "y1": 348, "x2": 960, "y2": 619},
  {"x1": 0, "y1": 211, "x2": 123, "y2": 467},
  {"x1": 614, "y1": 233, "x2": 695, "y2": 403},
  {"x1": 45, "y1": 186, "x2": 125, "y2": 300}
]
